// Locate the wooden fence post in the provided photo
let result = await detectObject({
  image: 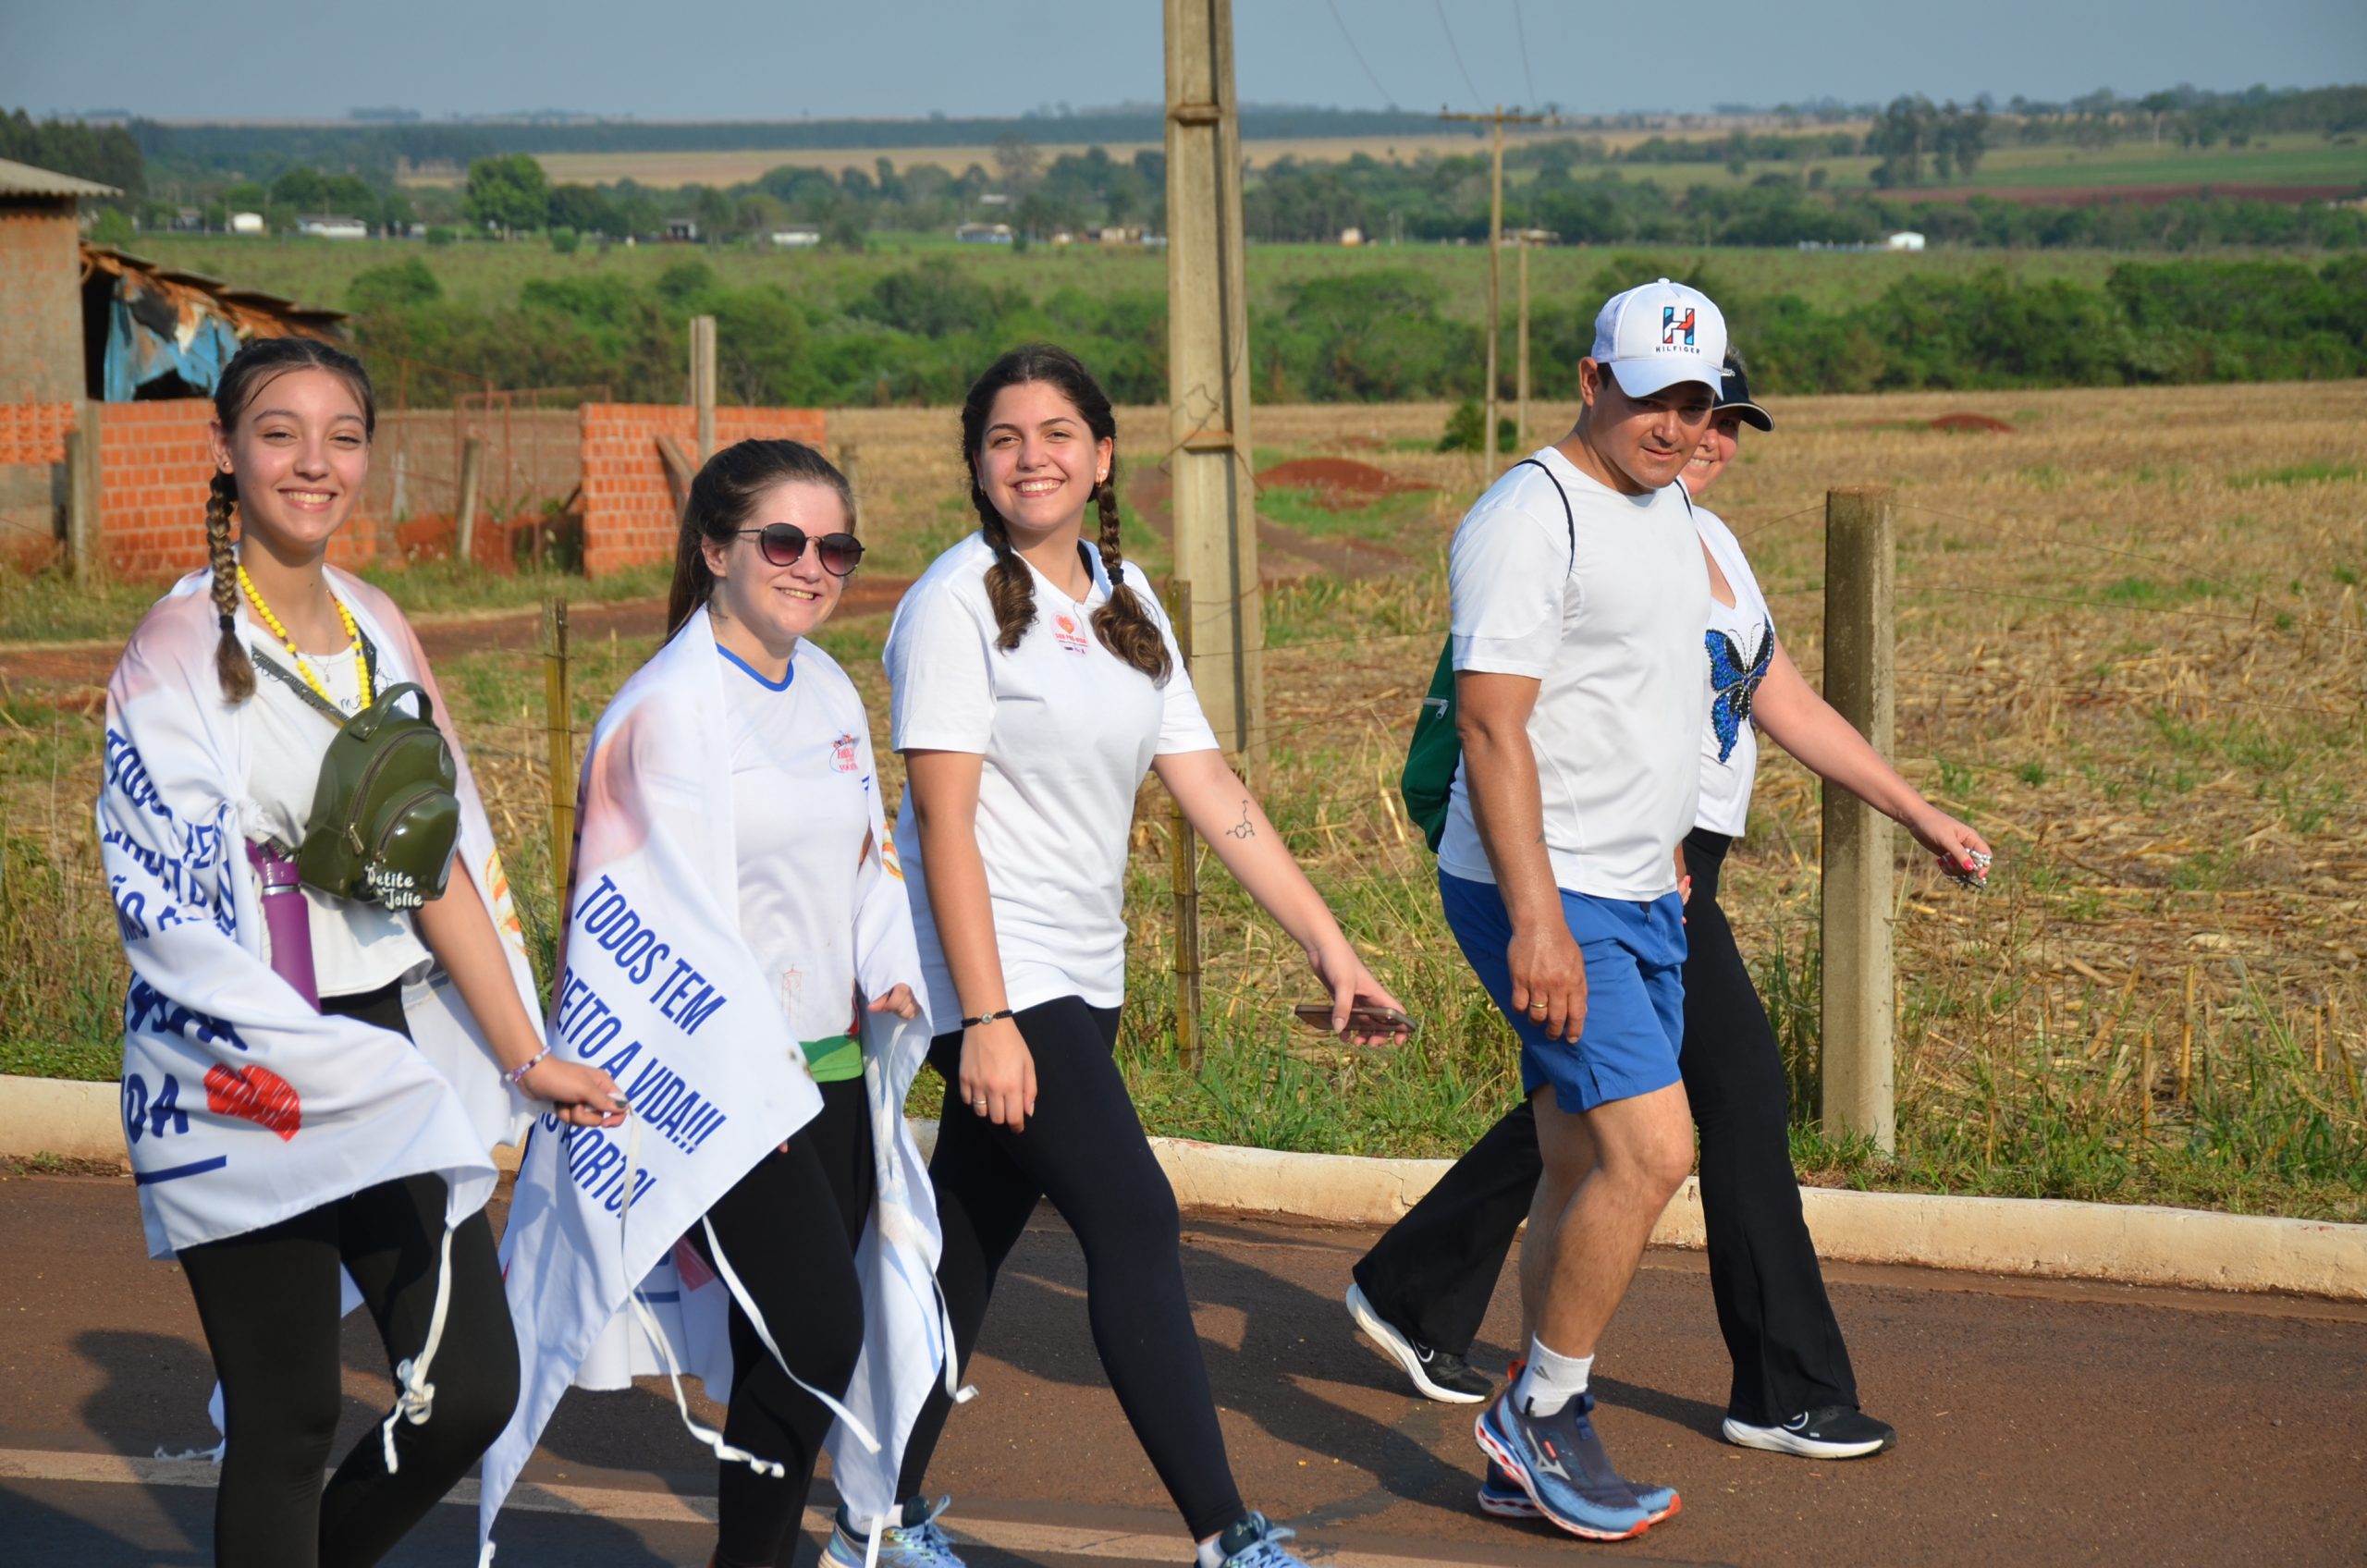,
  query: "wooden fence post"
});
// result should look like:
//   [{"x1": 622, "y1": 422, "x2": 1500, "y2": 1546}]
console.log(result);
[
  {"x1": 543, "y1": 599, "x2": 574, "y2": 905},
  {"x1": 454, "y1": 436, "x2": 485, "y2": 567},
  {"x1": 690, "y1": 315, "x2": 717, "y2": 462},
  {"x1": 1168, "y1": 580, "x2": 1203, "y2": 1072},
  {"x1": 1820, "y1": 486, "x2": 1897, "y2": 1151},
  {"x1": 837, "y1": 442, "x2": 861, "y2": 522}
]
